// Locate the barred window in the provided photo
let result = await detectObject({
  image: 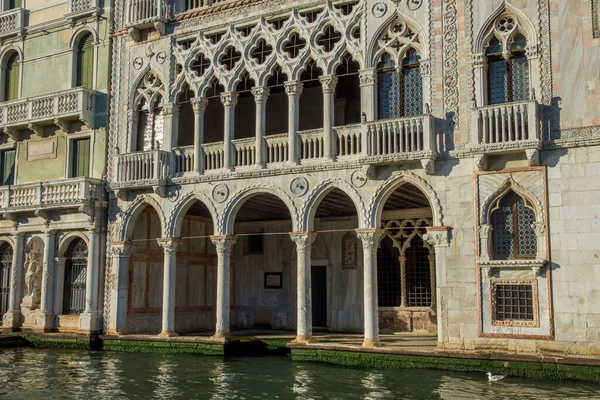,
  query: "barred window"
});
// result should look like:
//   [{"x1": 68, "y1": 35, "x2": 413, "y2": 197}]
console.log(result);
[
  {"x1": 491, "y1": 190, "x2": 537, "y2": 259},
  {"x1": 377, "y1": 237, "x2": 401, "y2": 307},
  {"x1": 405, "y1": 236, "x2": 431, "y2": 307},
  {"x1": 377, "y1": 48, "x2": 423, "y2": 120},
  {"x1": 494, "y1": 283, "x2": 534, "y2": 321},
  {"x1": 486, "y1": 34, "x2": 529, "y2": 105},
  {"x1": 63, "y1": 238, "x2": 88, "y2": 315},
  {"x1": 0, "y1": 242, "x2": 13, "y2": 316}
]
